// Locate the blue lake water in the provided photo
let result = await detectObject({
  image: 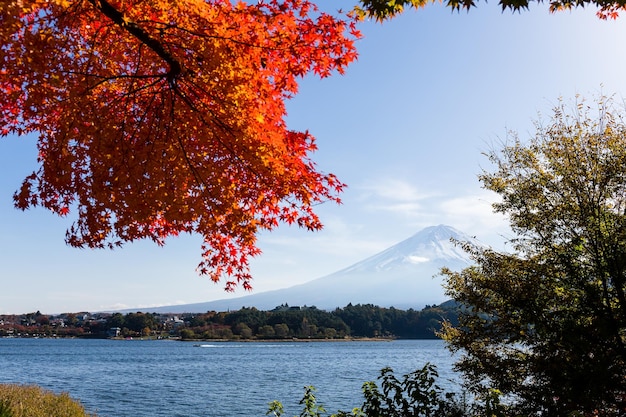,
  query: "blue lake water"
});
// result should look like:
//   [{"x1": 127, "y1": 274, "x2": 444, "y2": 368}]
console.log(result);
[{"x1": 0, "y1": 338, "x2": 459, "y2": 416}]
